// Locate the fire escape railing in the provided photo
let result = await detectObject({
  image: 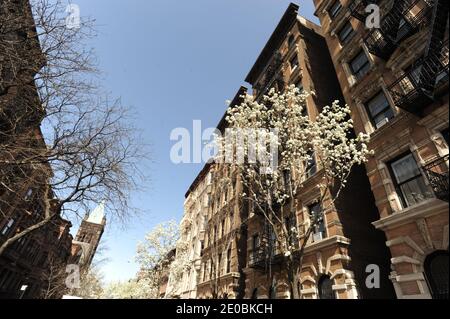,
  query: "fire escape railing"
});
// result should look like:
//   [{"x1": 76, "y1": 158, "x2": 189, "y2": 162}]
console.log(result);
[
  {"x1": 349, "y1": 0, "x2": 381, "y2": 22},
  {"x1": 254, "y1": 52, "x2": 285, "y2": 102},
  {"x1": 387, "y1": 41, "x2": 448, "y2": 115},
  {"x1": 364, "y1": 0, "x2": 433, "y2": 60},
  {"x1": 422, "y1": 154, "x2": 449, "y2": 202}
]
